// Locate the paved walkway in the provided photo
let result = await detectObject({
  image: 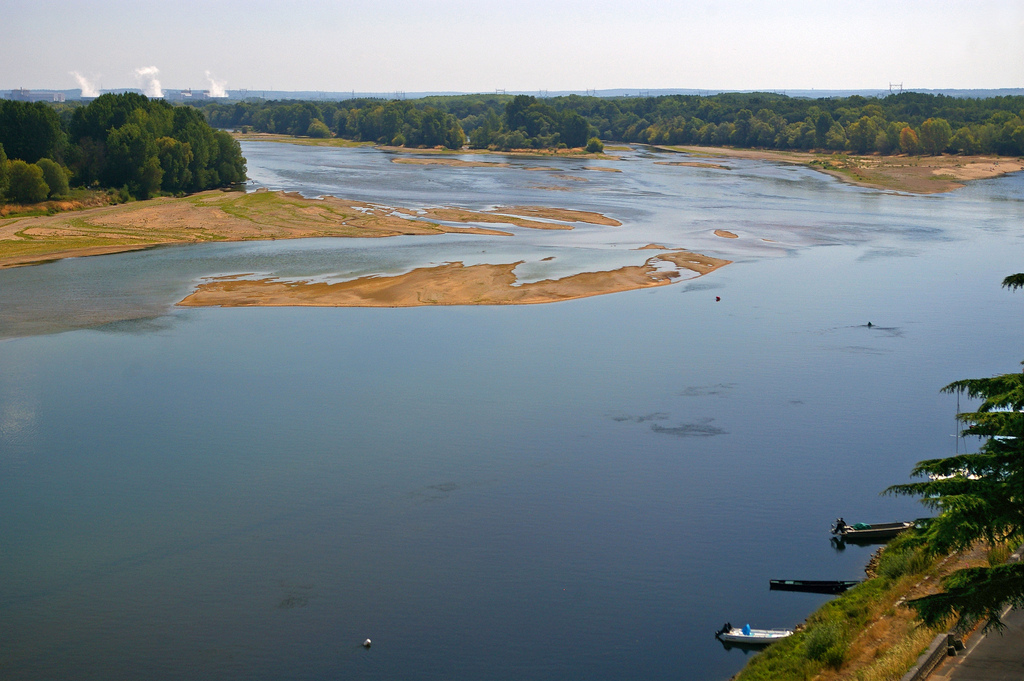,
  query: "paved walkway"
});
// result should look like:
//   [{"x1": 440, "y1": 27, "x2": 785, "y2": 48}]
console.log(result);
[{"x1": 930, "y1": 607, "x2": 1024, "y2": 681}]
